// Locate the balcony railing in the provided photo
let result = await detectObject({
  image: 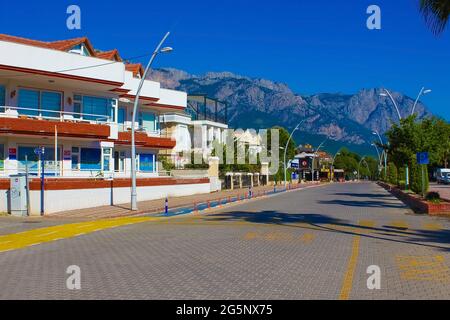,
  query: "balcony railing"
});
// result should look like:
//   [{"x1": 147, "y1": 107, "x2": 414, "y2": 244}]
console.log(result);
[
  {"x1": 0, "y1": 106, "x2": 112, "y2": 124},
  {"x1": 117, "y1": 122, "x2": 162, "y2": 137}
]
